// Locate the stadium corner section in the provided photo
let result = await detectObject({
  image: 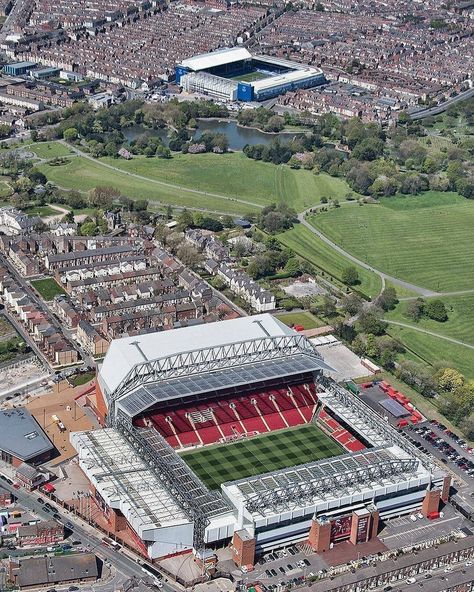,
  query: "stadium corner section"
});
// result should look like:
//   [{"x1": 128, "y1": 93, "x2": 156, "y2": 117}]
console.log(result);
[{"x1": 71, "y1": 314, "x2": 450, "y2": 573}]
